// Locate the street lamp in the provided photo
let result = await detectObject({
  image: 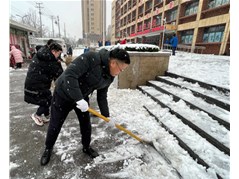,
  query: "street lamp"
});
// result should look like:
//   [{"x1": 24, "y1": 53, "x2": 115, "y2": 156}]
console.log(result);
[{"x1": 161, "y1": 17, "x2": 166, "y2": 51}]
